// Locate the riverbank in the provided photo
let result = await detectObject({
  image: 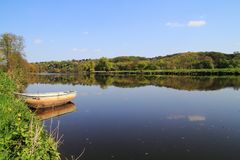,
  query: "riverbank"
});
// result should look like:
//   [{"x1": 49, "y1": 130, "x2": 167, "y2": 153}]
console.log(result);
[
  {"x1": 93, "y1": 68, "x2": 240, "y2": 76},
  {"x1": 0, "y1": 71, "x2": 60, "y2": 159}
]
